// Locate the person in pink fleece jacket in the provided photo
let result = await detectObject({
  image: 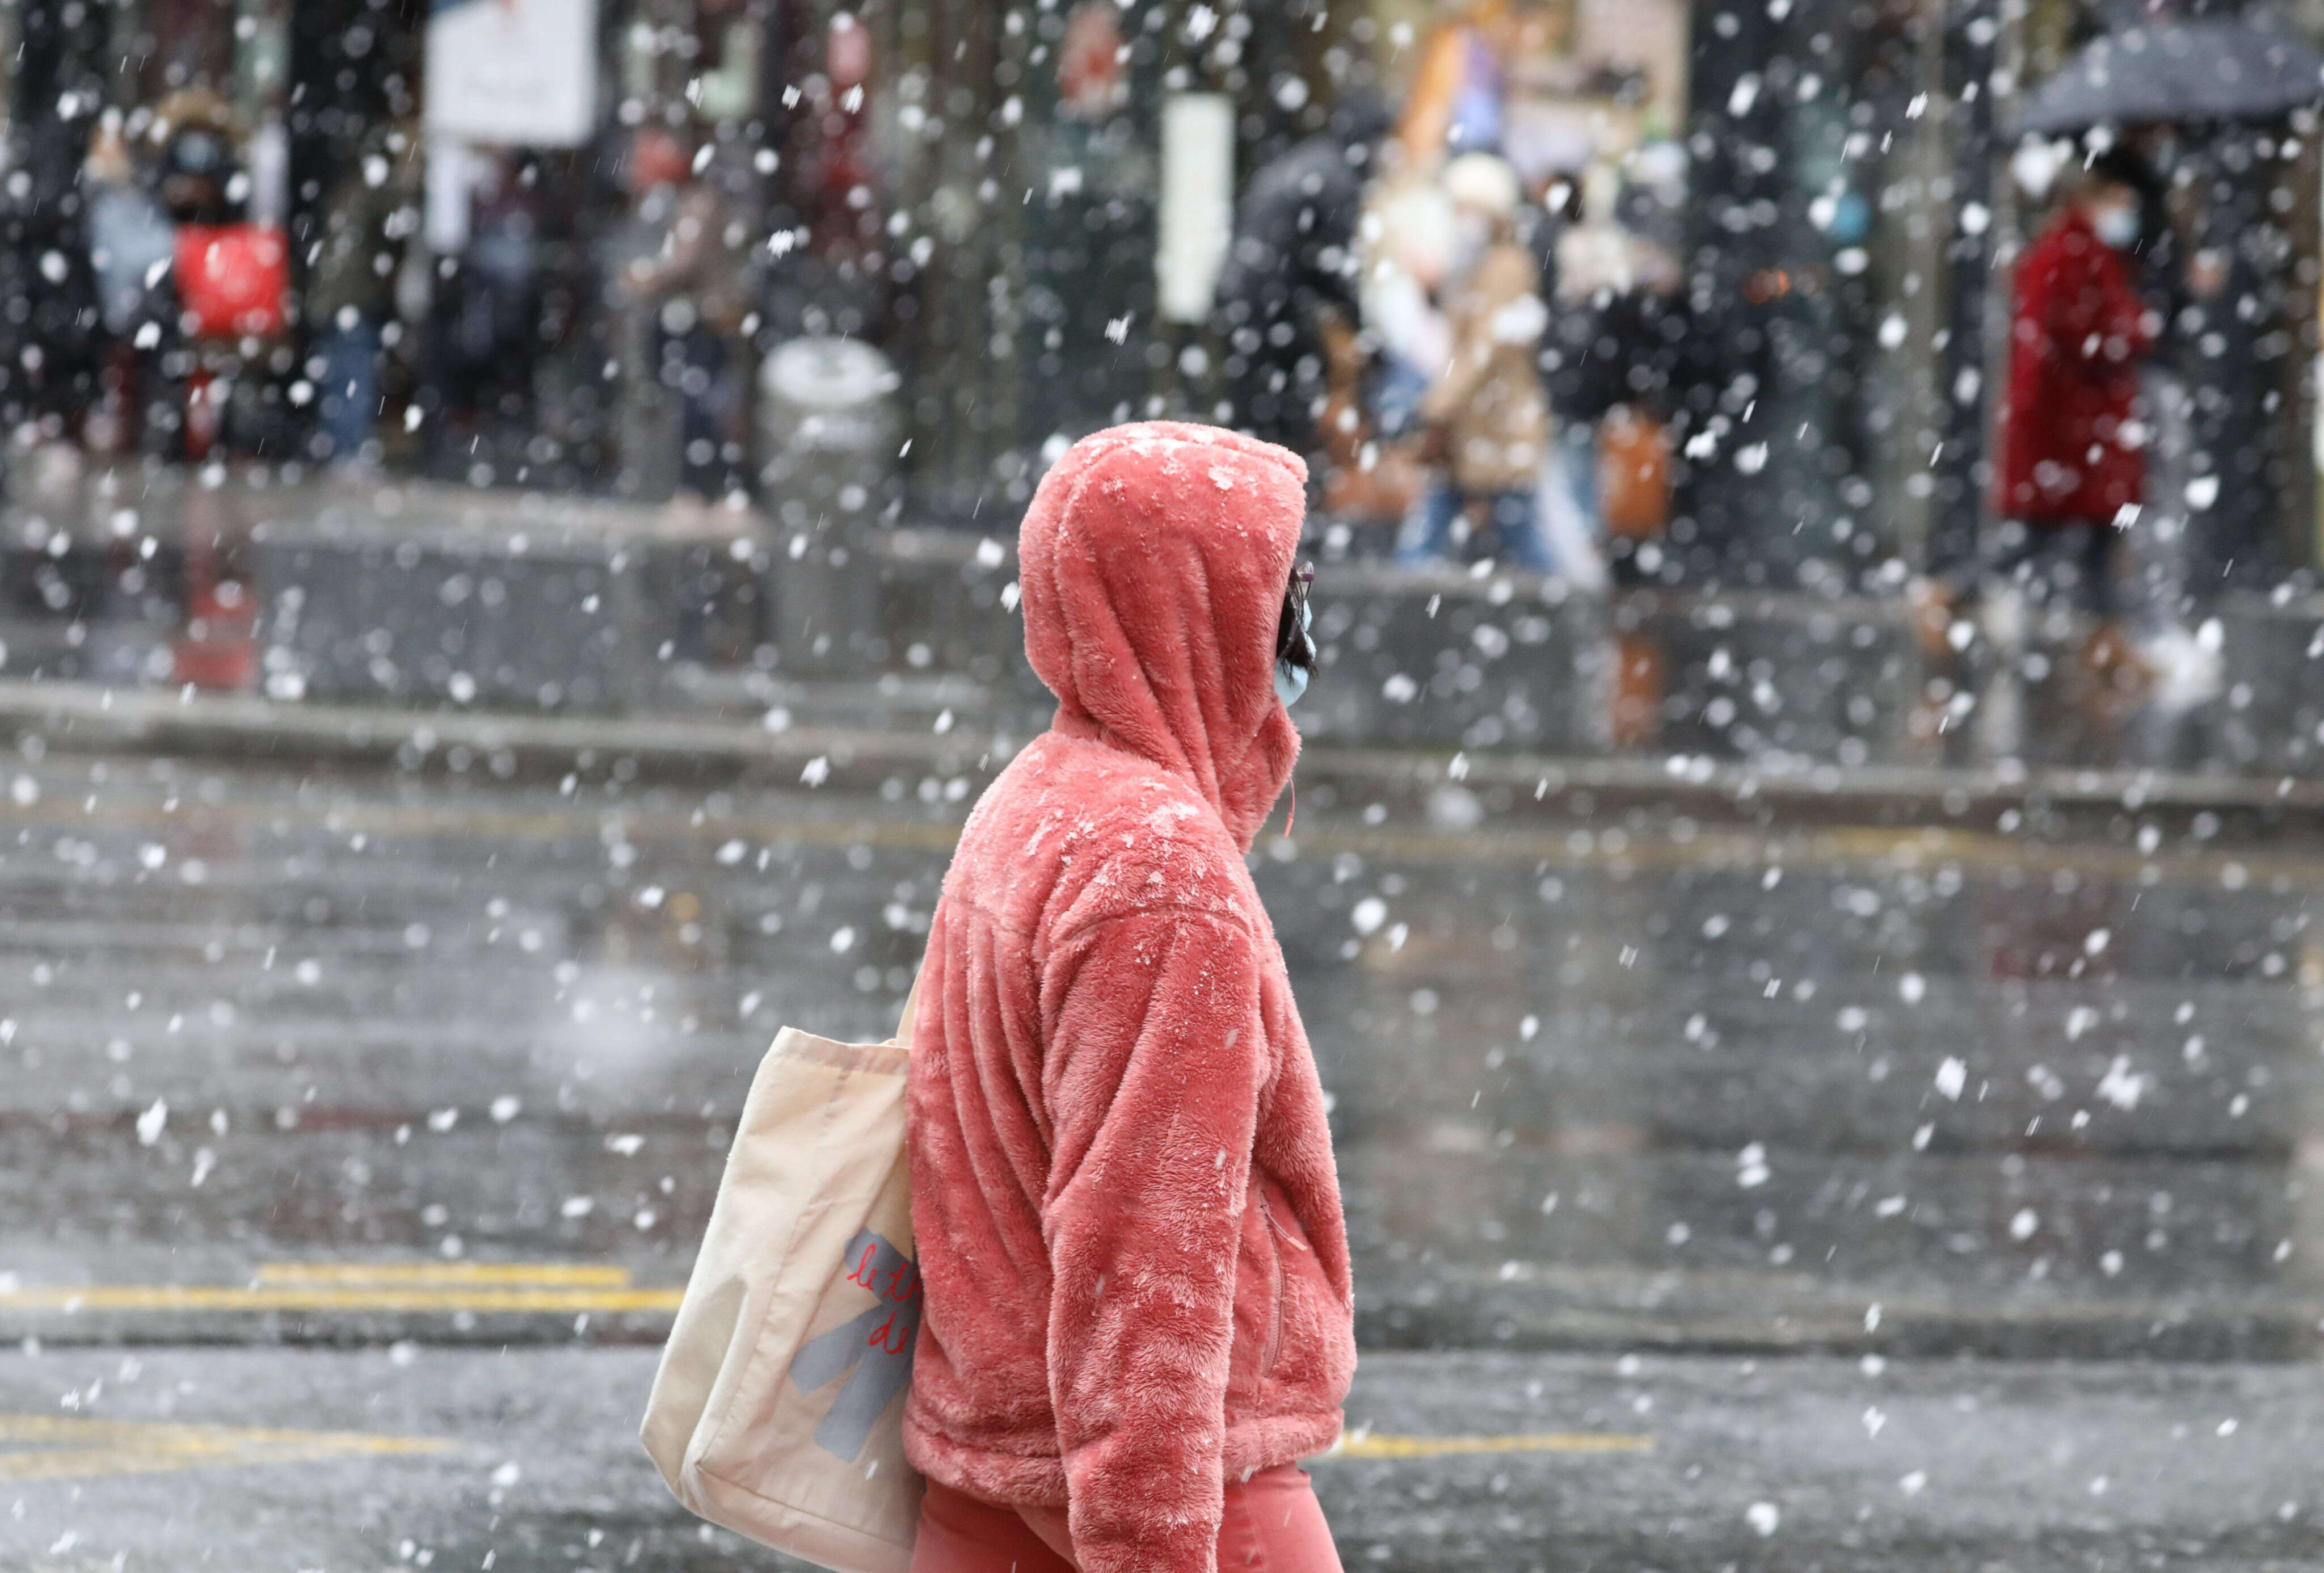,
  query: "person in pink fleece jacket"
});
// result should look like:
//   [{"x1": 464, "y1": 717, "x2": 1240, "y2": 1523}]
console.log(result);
[{"x1": 903, "y1": 422, "x2": 1356, "y2": 1573}]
